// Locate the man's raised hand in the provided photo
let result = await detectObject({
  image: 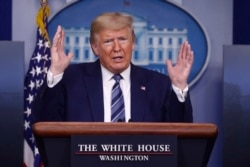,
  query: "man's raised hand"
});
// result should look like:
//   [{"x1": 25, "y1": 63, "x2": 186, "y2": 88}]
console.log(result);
[
  {"x1": 166, "y1": 41, "x2": 194, "y2": 90},
  {"x1": 50, "y1": 25, "x2": 73, "y2": 75}
]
